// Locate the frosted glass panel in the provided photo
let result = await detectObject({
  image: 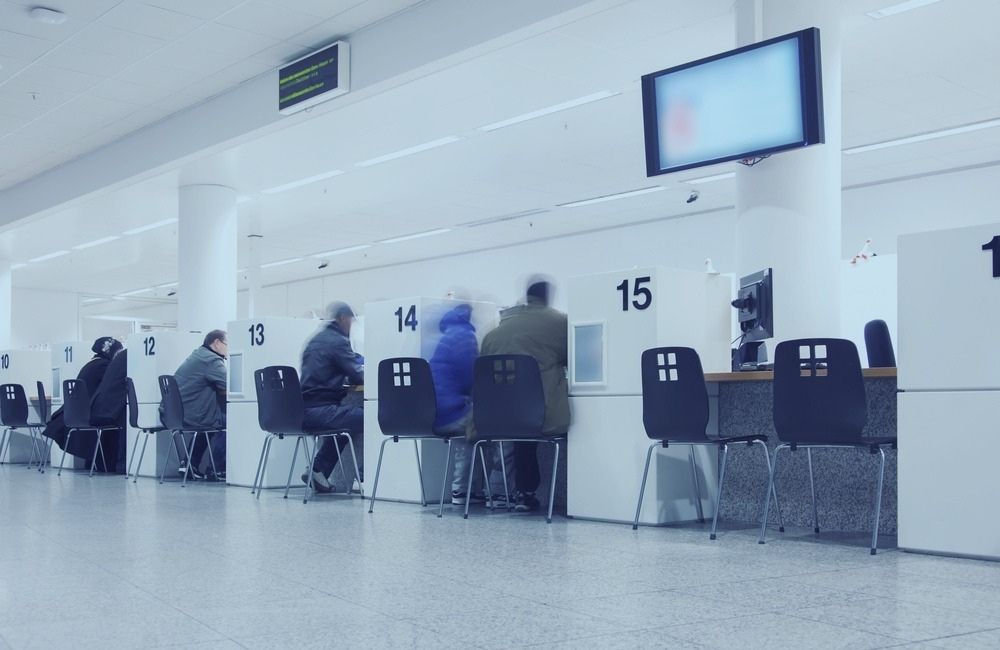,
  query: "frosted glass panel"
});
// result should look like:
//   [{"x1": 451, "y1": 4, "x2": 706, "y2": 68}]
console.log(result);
[
  {"x1": 229, "y1": 353, "x2": 243, "y2": 394},
  {"x1": 574, "y1": 324, "x2": 604, "y2": 384}
]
